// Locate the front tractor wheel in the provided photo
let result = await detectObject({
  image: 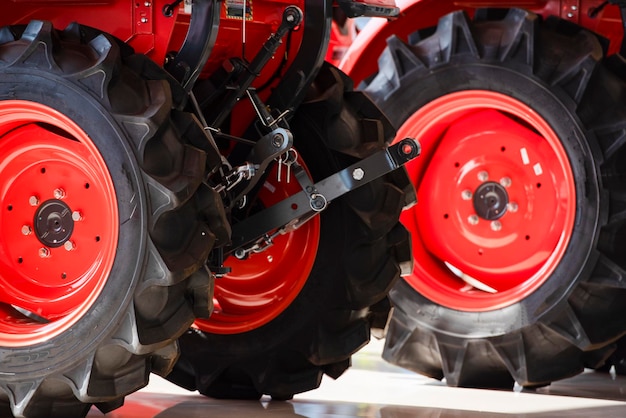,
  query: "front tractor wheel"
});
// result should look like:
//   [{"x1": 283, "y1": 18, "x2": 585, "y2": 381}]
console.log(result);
[
  {"x1": 0, "y1": 22, "x2": 223, "y2": 417},
  {"x1": 365, "y1": 9, "x2": 626, "y2": 388}
]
